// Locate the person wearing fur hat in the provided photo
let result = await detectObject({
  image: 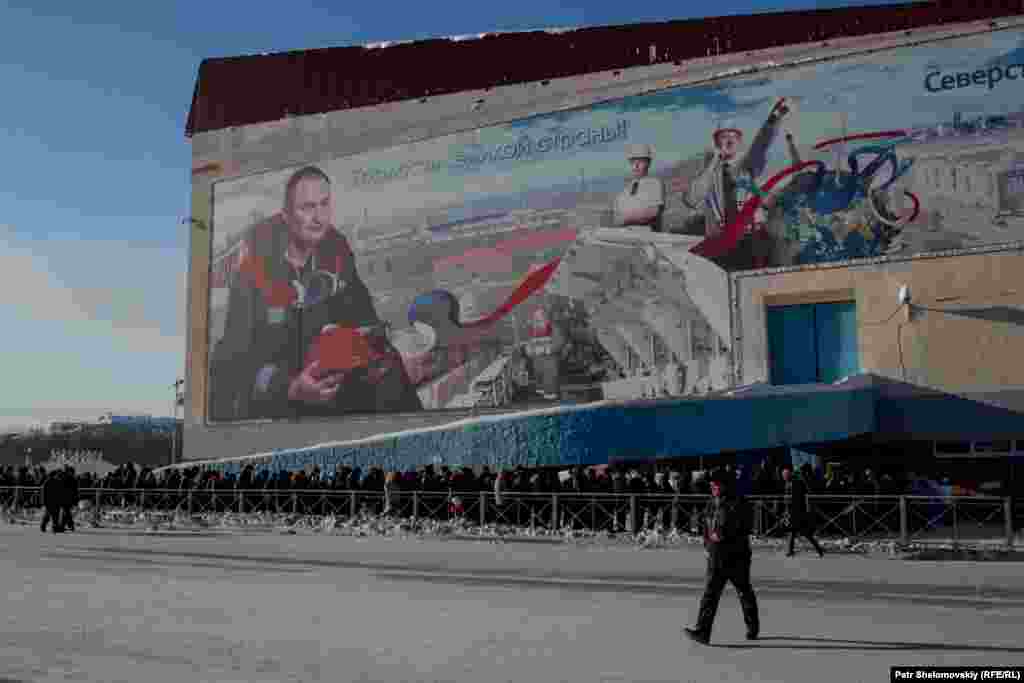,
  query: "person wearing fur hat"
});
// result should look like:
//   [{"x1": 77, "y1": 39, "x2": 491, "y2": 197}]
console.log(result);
[{"x1": 684, "y1": 469, "x2": 760, "y2": 645}]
